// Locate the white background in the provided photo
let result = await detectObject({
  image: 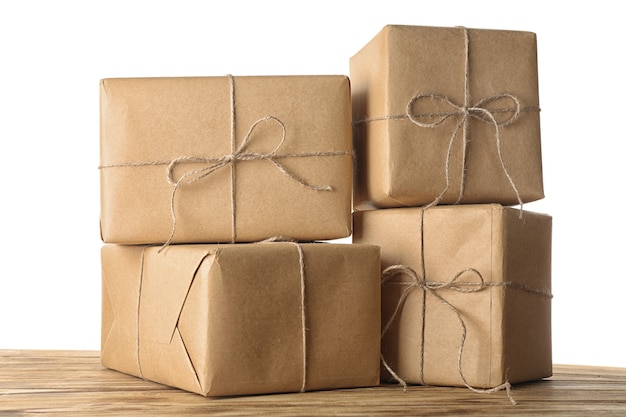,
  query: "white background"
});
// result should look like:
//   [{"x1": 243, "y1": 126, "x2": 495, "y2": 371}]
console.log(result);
[{"x1": 0, "y1": 1, "x2": 624, "y2": 368}]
